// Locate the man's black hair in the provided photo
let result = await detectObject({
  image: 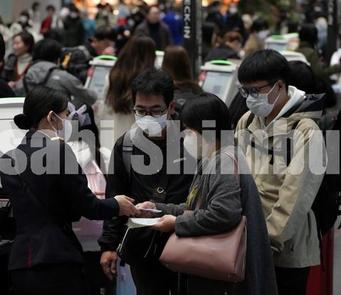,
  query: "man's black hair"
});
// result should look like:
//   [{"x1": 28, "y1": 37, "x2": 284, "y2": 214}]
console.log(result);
[
  {"x1": 288, "y1": 61, "x2": 316, "y2": 93},
  {"x1": 238, "y1": 49, "x2": 291, "y2": 89},
  {"x1": 181, "y1": 92, "x2": 232, "y2": 142},
  {"x1": 93, "y1": 26, "x2": 117, "y2": 42},
  {"x1": 32, "y1": 38, "x2": 62, "y2": 62},
  {"x1": 132, "y1": 68, "x2": 174, "y2": 107},
  {"x1": 299, "y1": 24, "x2": 318, "y2": 48},
  {"x1": 250, "y1": 18, "x2": 269, "y2": 33},
  {"x1": 46, "y1": 5, "x2": 56, "y2": 11}
]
